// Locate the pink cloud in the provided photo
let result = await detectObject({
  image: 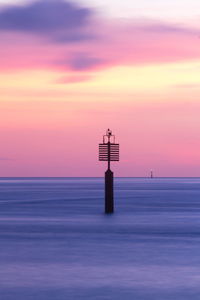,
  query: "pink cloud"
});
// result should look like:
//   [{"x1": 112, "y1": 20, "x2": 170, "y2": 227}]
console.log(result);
[
  {"x1": 56, "y1": 74, "x2": 93, "y2": 84},
  {"x1": 0, "y1": 1, "x2": 200, "y2": 76}
]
